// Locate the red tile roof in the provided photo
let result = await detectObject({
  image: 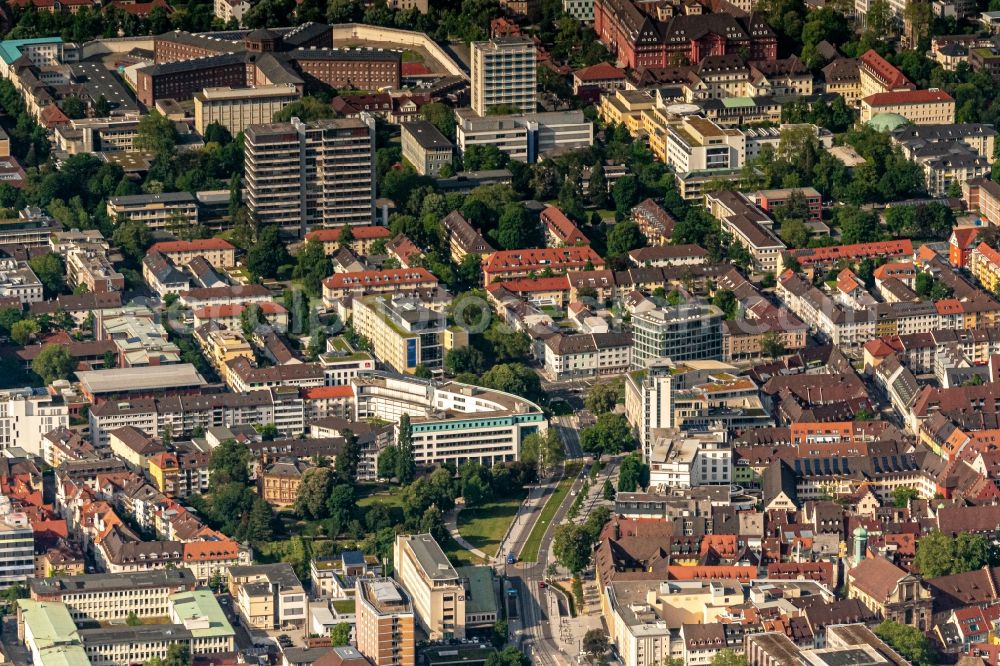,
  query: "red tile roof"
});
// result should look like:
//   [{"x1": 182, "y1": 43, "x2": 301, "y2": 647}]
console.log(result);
[
  {"x1": 574, "y1": 62, "x2": 626, "y2": 82},
  {"x1": 483, "y1": 246, "x2": 604, "y2": 274},
  {"x1": 149, "y1": 238, "x2": 235, "y2": 253},
  {"x1": 302, "y1": 385, "x2": 355, "y2": 400},
  {"x1": 541, "y1": 206, "x2": 589, "y2": 245},
  {"x1": 305, "y1": 226, "x2": 392, "y2": 242},
  {"x1": 859, "y1": 49, "x2": 914, "y2": 90},
  {"x1": 863, "y1": 89, "x2": 954, "y2": 106},
  {"x1": 952, "y1": 227, "x2": 981, "y2": 249},
  {"x1": 491, "y1": 276, "x2": 572, "y2": 293},
  {"x1": 183, "y1": 540, "x2": 239, "y2": 561},
  {"x1": 323, "y1": 267, "x2": 437, "y2": 290},
  {"x1": 976, "y1": 242, "x2": 1000, "y2": 268},
  {"x1": 193, "y1": 302, "x2": 287, "y2": 318},
  {"x1": 792, "y1": 240, "x2": 913, "y2": 265}
]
